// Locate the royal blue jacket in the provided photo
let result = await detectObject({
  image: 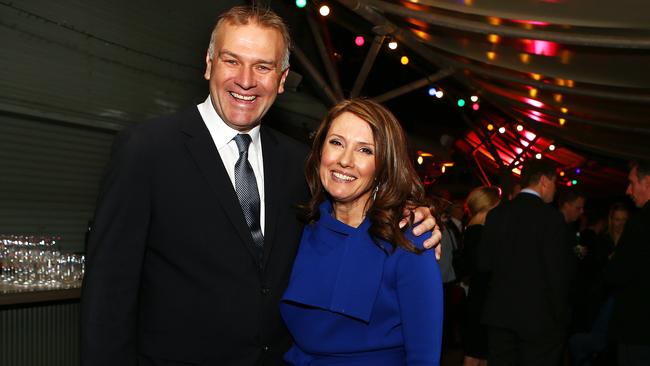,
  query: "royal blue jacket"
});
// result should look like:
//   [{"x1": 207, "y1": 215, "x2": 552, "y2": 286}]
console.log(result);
[{"x1": 280, "y1": 201, "x2": 443, "y2": 365}]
